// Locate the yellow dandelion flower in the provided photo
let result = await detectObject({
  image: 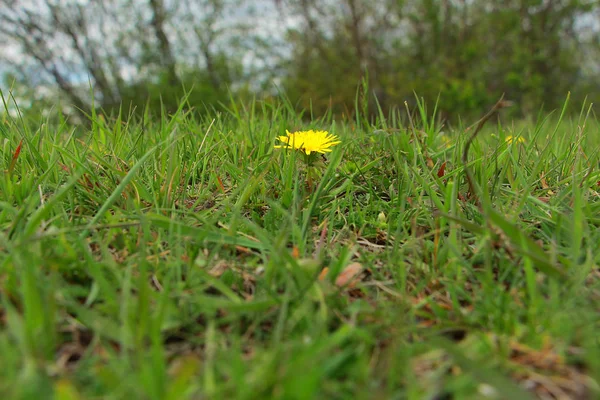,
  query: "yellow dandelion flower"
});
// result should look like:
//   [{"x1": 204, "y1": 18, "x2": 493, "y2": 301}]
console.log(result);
[
  {"x1": 274, "y1": 130, "x2": 341, "y2": 155},
  {"x1": 441, "y1": 135, "x2": 453, "y2": 148},
  {"x1": 505, "y1": 135, "x2": 526, "y2": 144}
]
